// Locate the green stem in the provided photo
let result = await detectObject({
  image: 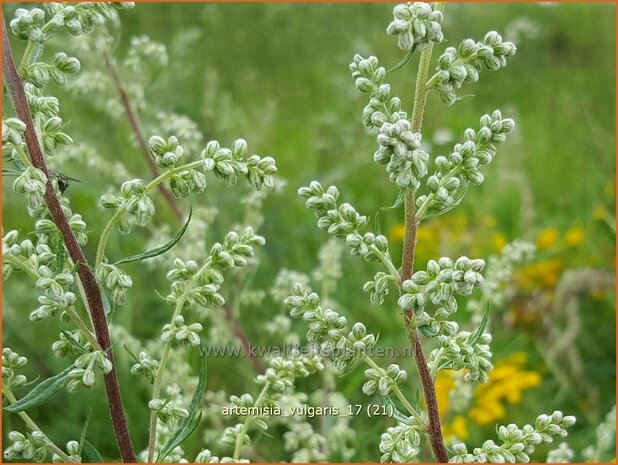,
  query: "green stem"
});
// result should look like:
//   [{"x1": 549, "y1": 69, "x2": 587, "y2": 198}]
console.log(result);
[
  {"x1": 146, "y1": 258, "x2": 212, "y2": 462},
  {"x1": 95, "y1": 160, "x2": 204, "y2": 268},
  {"x1": 232, "y1": 384, "x2": 269, "y2": 460},
  {"x1": 4, "y1": 391, "x2": 76, "y2": 462},
  {"x1": 18, "y1": 41, "x2": 36, "y2": 73}
]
